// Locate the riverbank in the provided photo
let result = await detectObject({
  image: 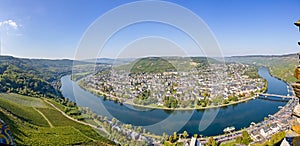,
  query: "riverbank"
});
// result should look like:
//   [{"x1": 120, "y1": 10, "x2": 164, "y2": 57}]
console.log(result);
[
  {"x1": 77, "y1": 81, "x2": 263, "y2": 111},
  {"x1": 168, "y1": 97, "x2": 298, "y2": 146},
  {"x1": 45, "y1": 97, "x2": 162, "y2": 145},
  {"x1": 60, "y1": 67, "x2": 290, "y2": 143}
]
